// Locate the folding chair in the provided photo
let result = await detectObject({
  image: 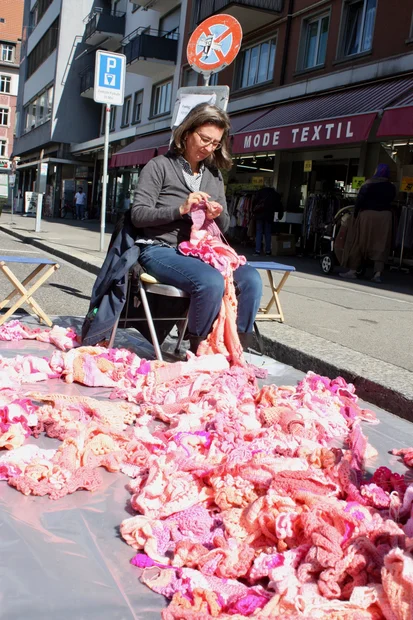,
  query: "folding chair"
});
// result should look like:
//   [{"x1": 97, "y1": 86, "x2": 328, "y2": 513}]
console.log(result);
[
  {"x1": 109, "y1": 272, "x2": 189, "y2": 361},
  {"x1": 0, "y1": 256, "x2": 60, "y2": 327},
  {"x1": 248, "y1": 260, "x2": 296, "y2": 323}
]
